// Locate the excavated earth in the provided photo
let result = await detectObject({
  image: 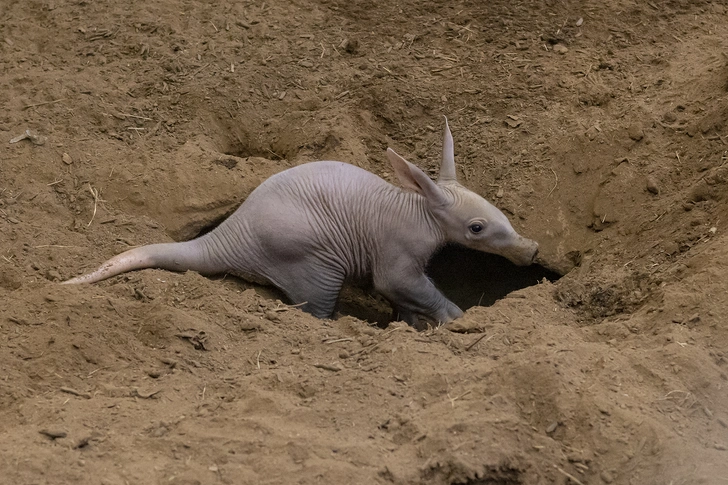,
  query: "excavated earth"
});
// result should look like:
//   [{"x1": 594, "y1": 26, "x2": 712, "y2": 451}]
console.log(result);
[{"x1": 1, "y1": 1, "x2": 728, "y2": 484}]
